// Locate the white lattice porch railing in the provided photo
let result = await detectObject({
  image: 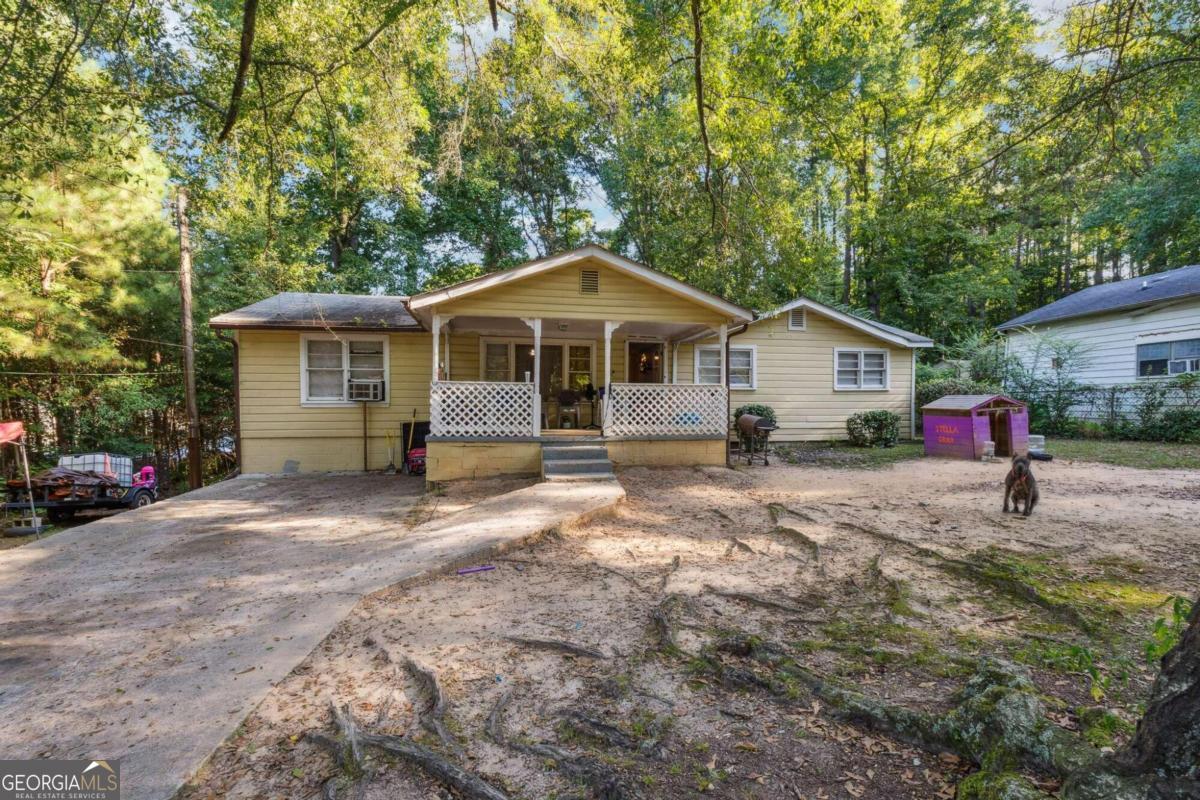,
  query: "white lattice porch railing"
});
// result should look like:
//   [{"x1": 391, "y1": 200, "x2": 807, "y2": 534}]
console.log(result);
[
  {"x1": 603, "y1": 382, "x2": 728, "y2": 437},
  {"x1": 430, "y1": 380, "x2": 537, "y2": 438}
]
